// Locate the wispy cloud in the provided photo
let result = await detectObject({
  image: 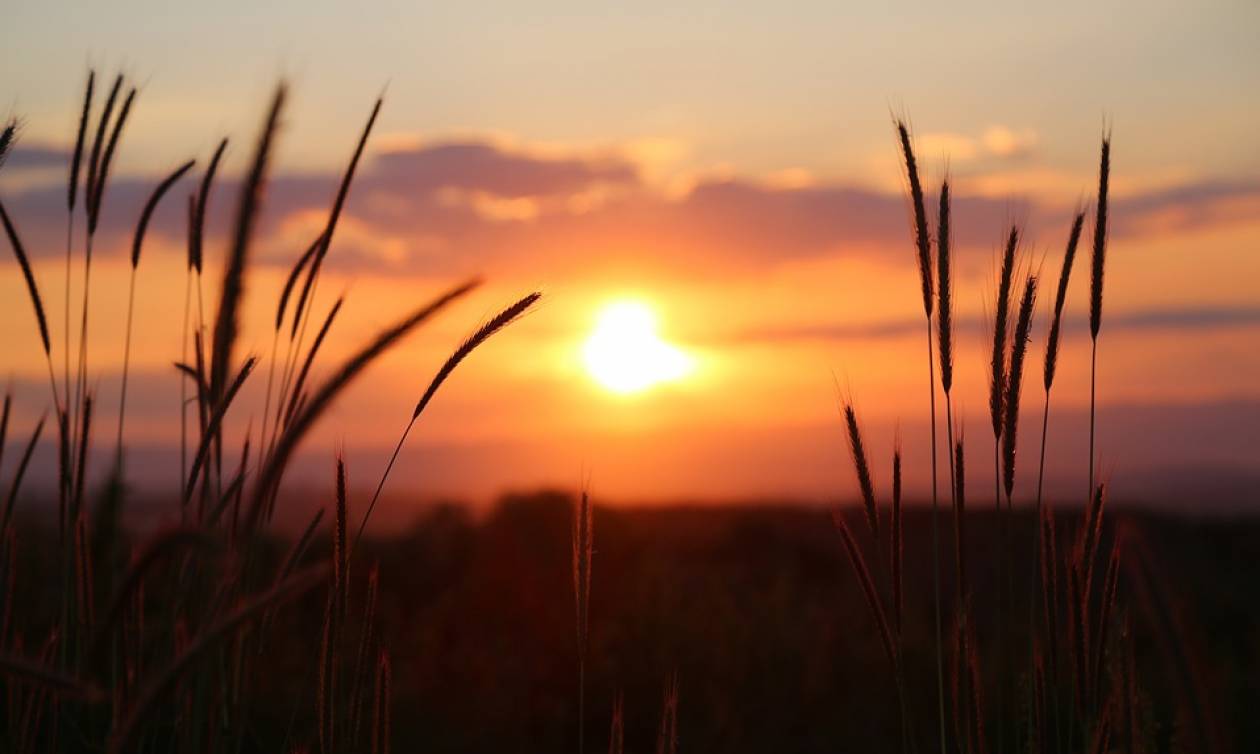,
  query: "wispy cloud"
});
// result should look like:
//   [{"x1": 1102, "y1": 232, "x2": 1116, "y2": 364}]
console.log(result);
[
  {"x1": 714, "y1": 306, "x2": 1260, "y2": 345},
  {"x1": 3, "y1": 134, "x2": 1259, "y2": 280},
  {"x1": 919, "y1": 124, "x2": 1039, "y2": 162}
]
